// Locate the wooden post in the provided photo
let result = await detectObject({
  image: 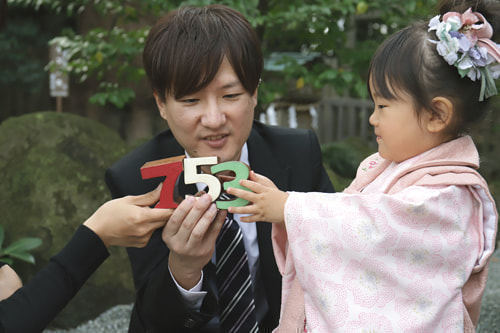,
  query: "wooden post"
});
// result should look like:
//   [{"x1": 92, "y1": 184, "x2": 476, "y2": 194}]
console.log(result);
[{"x1": 56, "y1": 97, "x2": 63, "y2": 113}]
